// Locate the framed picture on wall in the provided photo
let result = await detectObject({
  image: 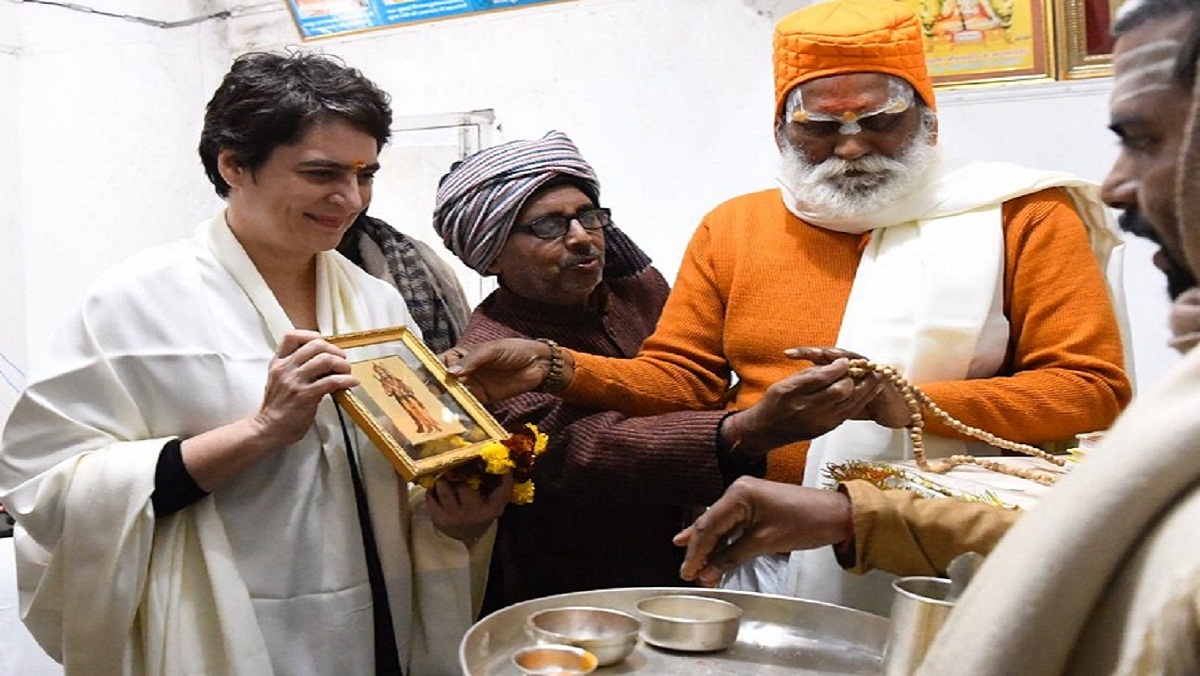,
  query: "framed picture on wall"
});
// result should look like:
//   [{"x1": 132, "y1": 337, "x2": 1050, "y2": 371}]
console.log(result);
[
  {"x1": 327, "y1": 326, "x2": 508, "y2": 482},
  {"x1": 286, "y1": 0, "x2": 575, "y2": 40},
  {"x1": 904, "y1": 0, "x2": 1054, "y2": 87},
  {"x1": 1053, "y1": 0, "x2": 1123, "y2": 79}
]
